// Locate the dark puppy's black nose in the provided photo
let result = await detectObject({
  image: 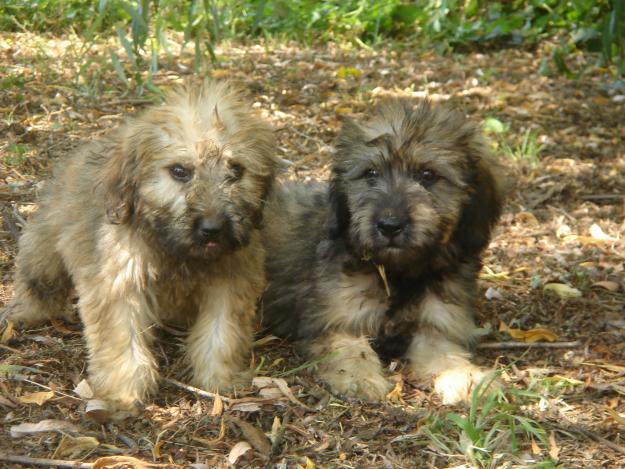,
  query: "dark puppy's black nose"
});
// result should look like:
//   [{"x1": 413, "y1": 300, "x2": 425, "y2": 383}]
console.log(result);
[
  {"x1": 377, "y1": 217, "x2": 405, "y2": 238},
  {"x1": 194, "y1": 217, "x2": 222, "y2": 241}
]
